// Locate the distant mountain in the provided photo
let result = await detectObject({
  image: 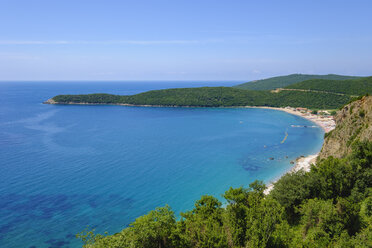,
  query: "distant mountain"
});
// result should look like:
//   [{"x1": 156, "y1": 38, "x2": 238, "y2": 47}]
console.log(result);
[
  {"x1": 47, "y1": 76, "x2": 372, "y2": 110},
  {"x1": 234, "y1": 74, "x2": 360, "y2": 90},
  {"x1": 285, "y1": 76, "x2": 372, "y2": 96},
  {"x1": 47, "y1": 86, "x2": 351, "y2": 109}
]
